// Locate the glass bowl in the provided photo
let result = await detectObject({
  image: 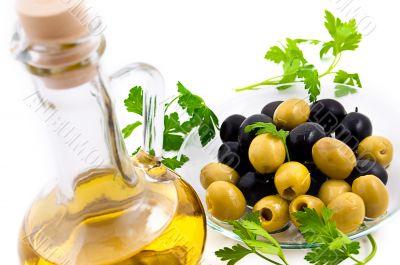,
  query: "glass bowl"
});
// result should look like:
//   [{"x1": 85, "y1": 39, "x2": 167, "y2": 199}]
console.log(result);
[{"x1": 178, "y1": 83, "x2": 400, "y2": 249}]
